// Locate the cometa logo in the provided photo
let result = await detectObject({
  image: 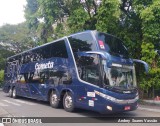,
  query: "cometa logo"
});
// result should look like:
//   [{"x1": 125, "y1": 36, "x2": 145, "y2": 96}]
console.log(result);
[{"x1": 35, "y1": 61, "x2": 54, "y2": 70}]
